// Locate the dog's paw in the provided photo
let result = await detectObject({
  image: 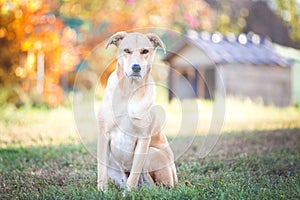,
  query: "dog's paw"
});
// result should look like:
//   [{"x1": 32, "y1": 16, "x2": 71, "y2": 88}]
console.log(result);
[
  {"x1": 126, "y1": 177, "x2": 138, "y2": 191},
  {"x1": 97, "y1": 180, "x2": 108, "y2": 191},
  {"x1": 125, "y1": 183, "x2": 133, "y2": 192}
]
